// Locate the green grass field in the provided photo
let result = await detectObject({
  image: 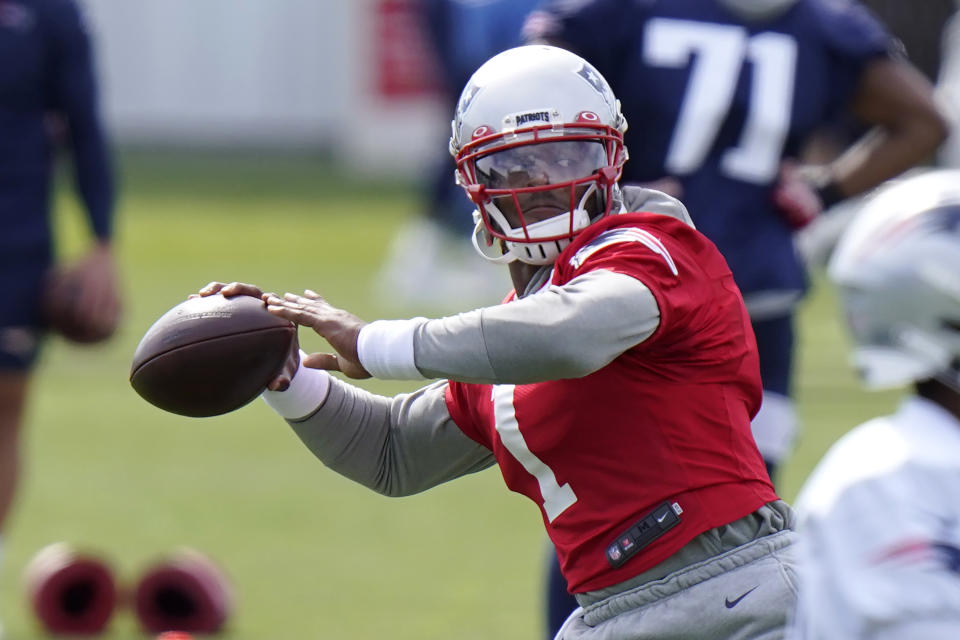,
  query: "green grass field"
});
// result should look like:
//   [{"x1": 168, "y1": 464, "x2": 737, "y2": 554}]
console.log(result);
[{"x1": 0, "y1": 151, "x2": 902, "y2": 639}]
